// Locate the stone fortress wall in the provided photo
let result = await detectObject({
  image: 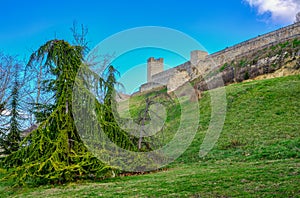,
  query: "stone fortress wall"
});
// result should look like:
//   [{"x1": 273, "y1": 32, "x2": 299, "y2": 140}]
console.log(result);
[{"x1": 140, "y1": 22, "x2": 300, "y2": 92}]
